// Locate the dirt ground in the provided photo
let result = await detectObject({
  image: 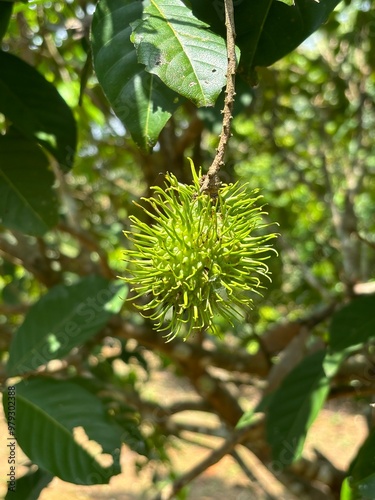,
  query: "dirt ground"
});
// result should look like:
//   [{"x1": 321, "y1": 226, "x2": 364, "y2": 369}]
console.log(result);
[{"x1": 0, "y1": 370, "x2": 368, "y2": 500}]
